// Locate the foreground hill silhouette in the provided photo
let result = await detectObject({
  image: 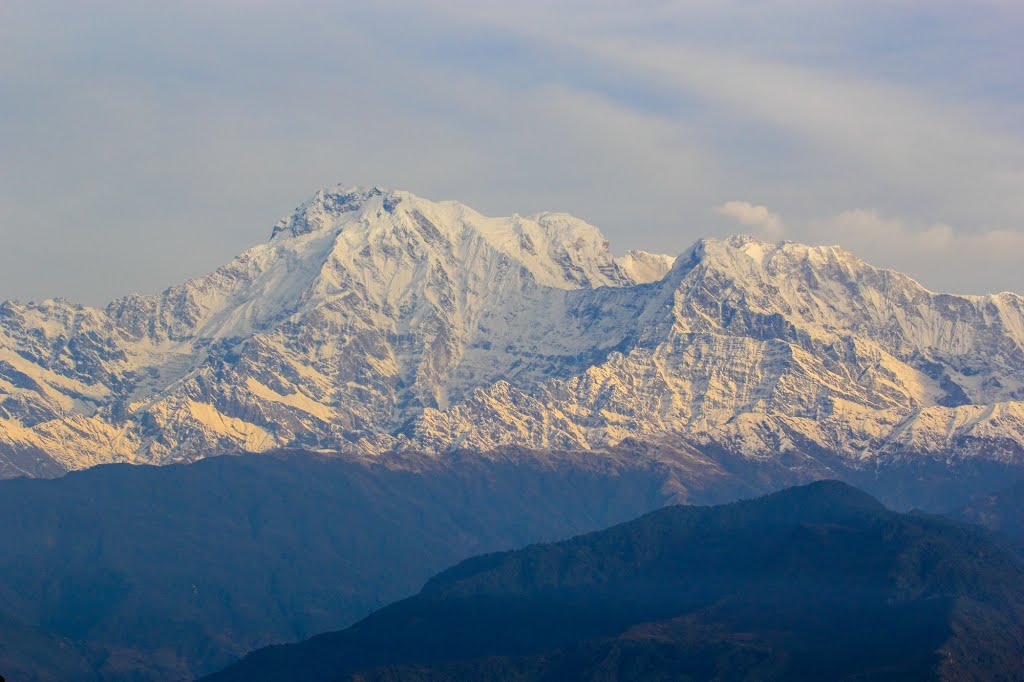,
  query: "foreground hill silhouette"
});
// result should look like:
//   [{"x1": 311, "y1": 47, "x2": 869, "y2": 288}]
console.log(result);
[{"x1": 208, "y1": 481, "x2": 1024, "y2": 682}]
